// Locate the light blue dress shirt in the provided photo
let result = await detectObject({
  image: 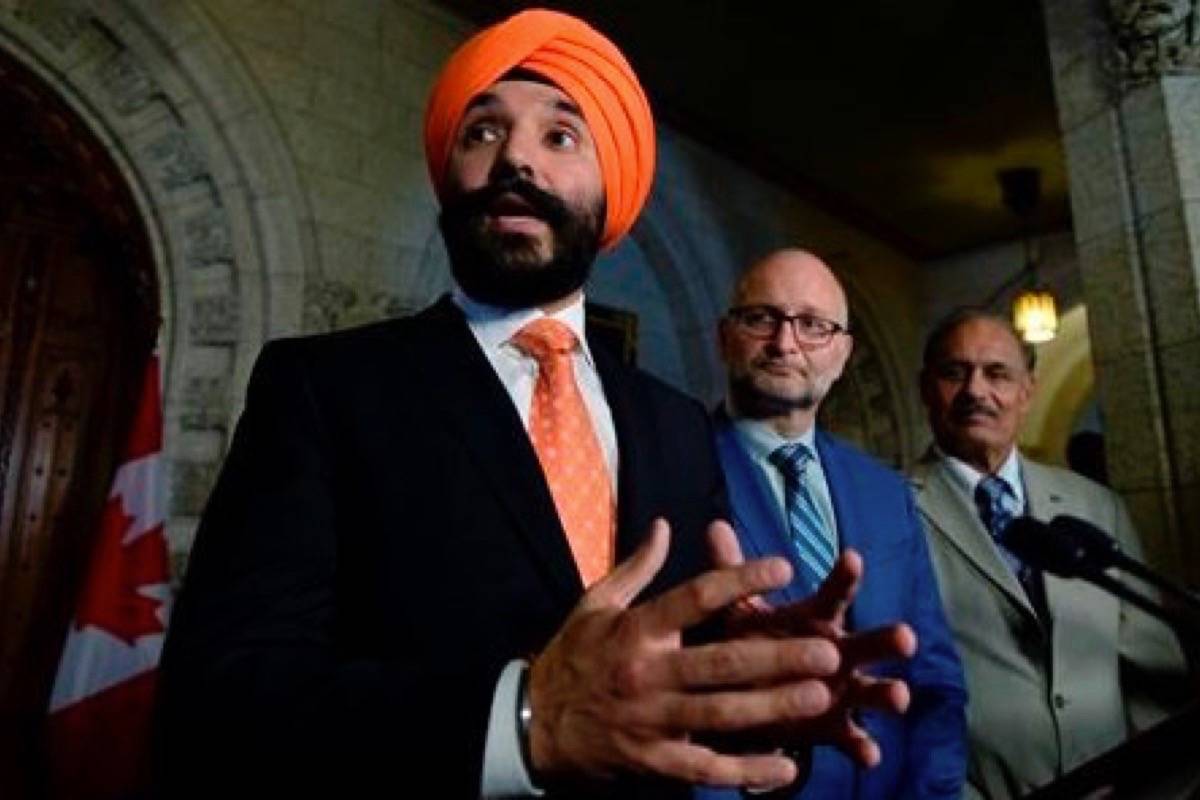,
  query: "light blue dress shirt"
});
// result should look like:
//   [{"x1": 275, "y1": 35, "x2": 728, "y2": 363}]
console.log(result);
[
  {"x1": 939, "y1": 446, "x2": 1026, "y2": 514},
  {"x1": 731, "y1": 418, "x2": 840, "y2": 552}
]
